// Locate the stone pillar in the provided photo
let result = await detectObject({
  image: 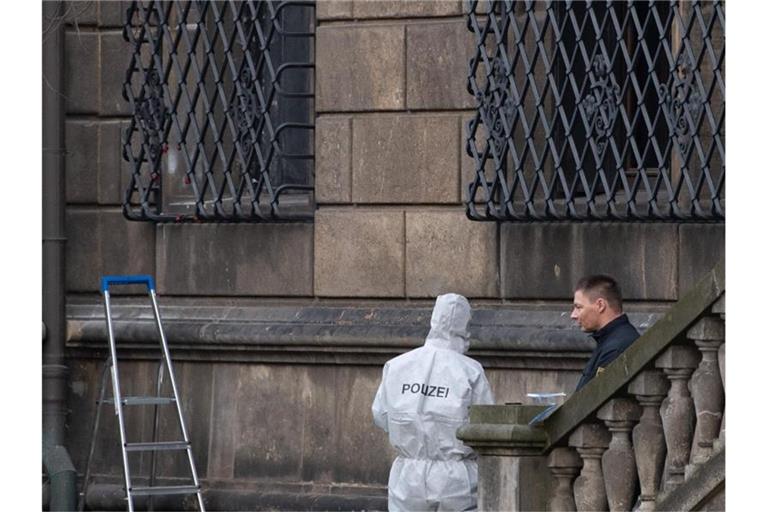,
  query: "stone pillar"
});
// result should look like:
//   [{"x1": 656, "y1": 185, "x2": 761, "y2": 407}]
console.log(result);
[
  {"x1": 655, "y1": 345, "x2": 699, "y2": 493},
  {"x1": 686, "y1": 316, "x2": 725, "y2": 471},
  {"x1": 597, "y1": 398, "x2": 642, "y2": 511},
  {"x1": 457, "y1": 405, "x2": 552, "y2": 512},
  {"x1": 711, "y1": 294, "x2": 726, "y2": 451},
  {"x1": 569, "y1": 423, "x2": 611, "y2": 512},
  {"x1": 547, "y1": 447, "x2": 582, "y2": 512},
  {"x1": 628, "y1": 370, "x2": 670, "y2": 511}
]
